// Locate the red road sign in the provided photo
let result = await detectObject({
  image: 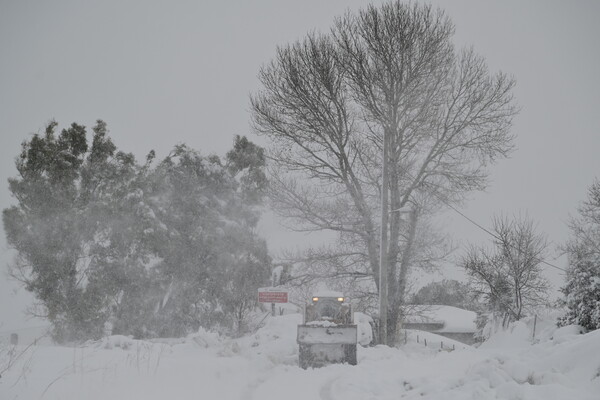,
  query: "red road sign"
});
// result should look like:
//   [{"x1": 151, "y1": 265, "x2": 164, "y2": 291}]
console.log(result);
[{"x1": 258, "y1": 290, "x2": 288, "y2": 303}]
